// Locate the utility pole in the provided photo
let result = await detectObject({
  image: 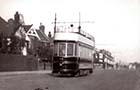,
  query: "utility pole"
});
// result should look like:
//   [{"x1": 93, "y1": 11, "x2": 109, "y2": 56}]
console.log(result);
[
  {"x1": 78, "y1": 12, "x2": 81, "y2": 32},
  {"x1": 52, "y1": 13, "x2": 94, "y2": 33},
  {"x1": 54, "y1": 13, "x2": 57, "y2": 34}
]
